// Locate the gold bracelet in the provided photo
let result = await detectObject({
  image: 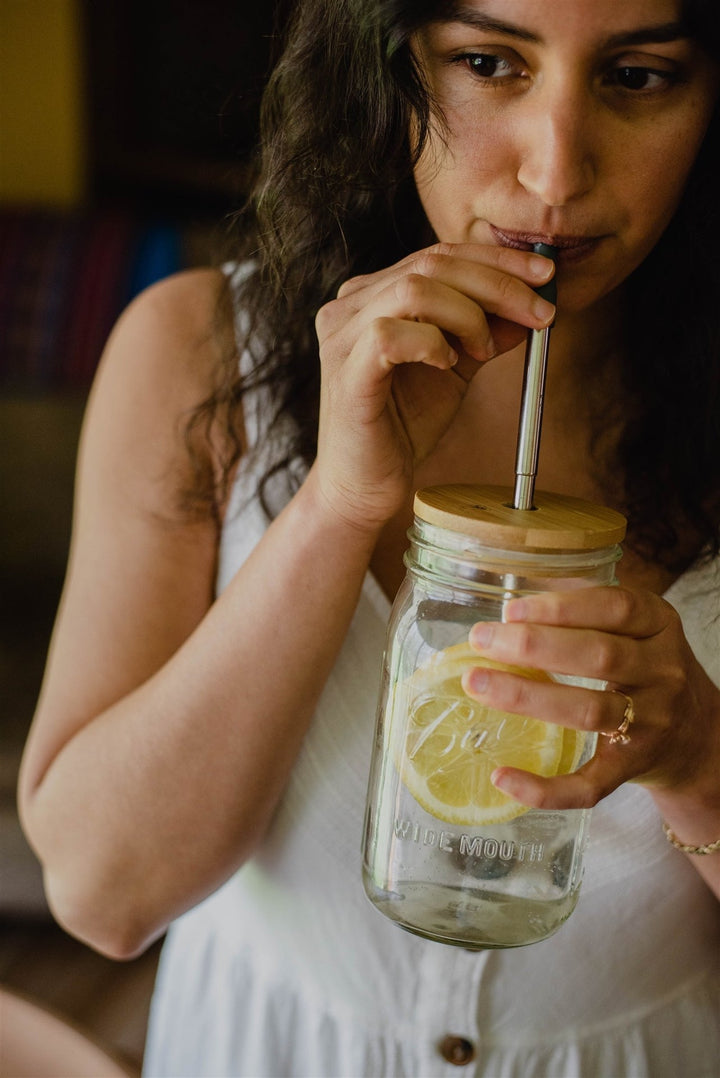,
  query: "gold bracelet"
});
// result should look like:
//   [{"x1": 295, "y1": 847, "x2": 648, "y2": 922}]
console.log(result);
[{"x1": 662, "y1": 823, "x2": 720, "y2": 856}]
